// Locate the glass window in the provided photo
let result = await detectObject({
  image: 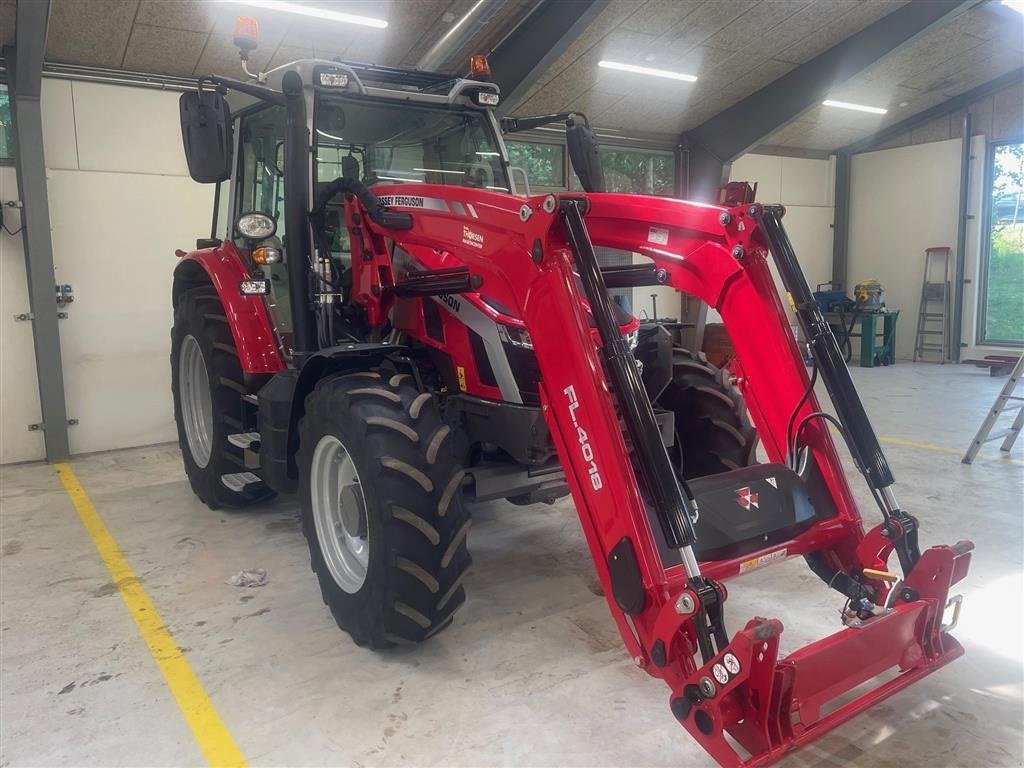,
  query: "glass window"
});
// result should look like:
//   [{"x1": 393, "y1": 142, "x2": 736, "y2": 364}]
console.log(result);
[
  {"x1": 980, "y1": 140, "x2": 1024, "y2": 345},
  {"x1": 236, "y1": 105, "x2": 288, "y2": 235},
  {"x1": 505, "y1": 140, "x2": 565, "y2": 189},
  {"x1": 599, "y1": 147, "x2": 675, "y2": 195},
  {"x1": 315, "y1": 96, "x2": 509, "y2": 191},
  {"x1": 0, "y1": 84, "x2": 14, "y2": 162}
]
